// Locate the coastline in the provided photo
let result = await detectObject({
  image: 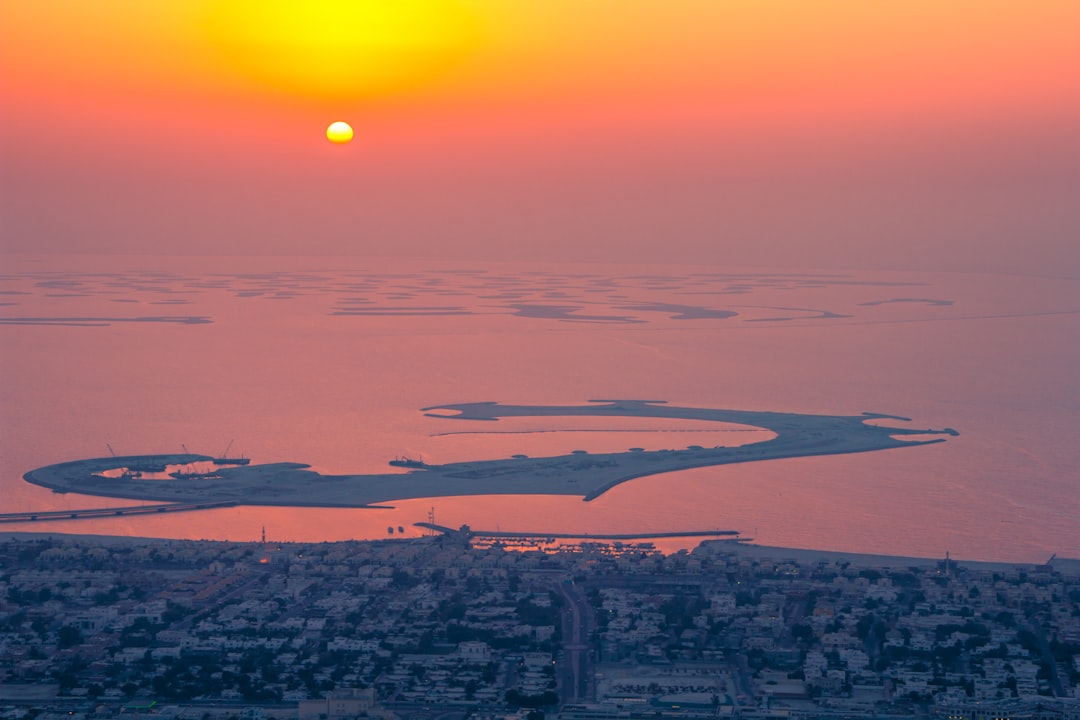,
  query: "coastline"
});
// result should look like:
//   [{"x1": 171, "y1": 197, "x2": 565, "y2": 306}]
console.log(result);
[
  {"x1": 3, "y1": 530, "x2": 1076, "y2": 574},
  {"x1": 715, "y1": 541, "x2": 1079, "y2": 573}
]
